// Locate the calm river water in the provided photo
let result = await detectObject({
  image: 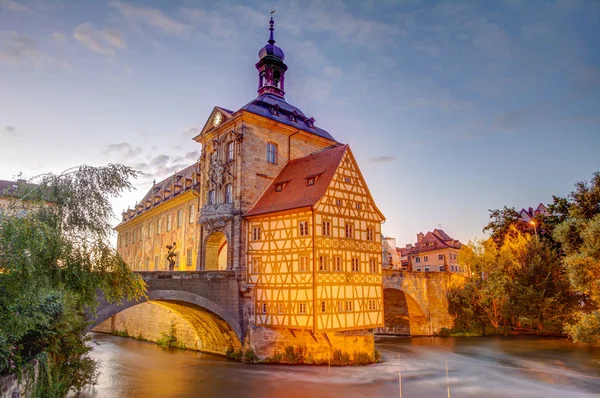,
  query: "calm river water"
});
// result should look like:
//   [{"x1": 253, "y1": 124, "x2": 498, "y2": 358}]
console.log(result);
[{"x1": 71, "y1": 333, "x2": 600, "y2": 398}]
